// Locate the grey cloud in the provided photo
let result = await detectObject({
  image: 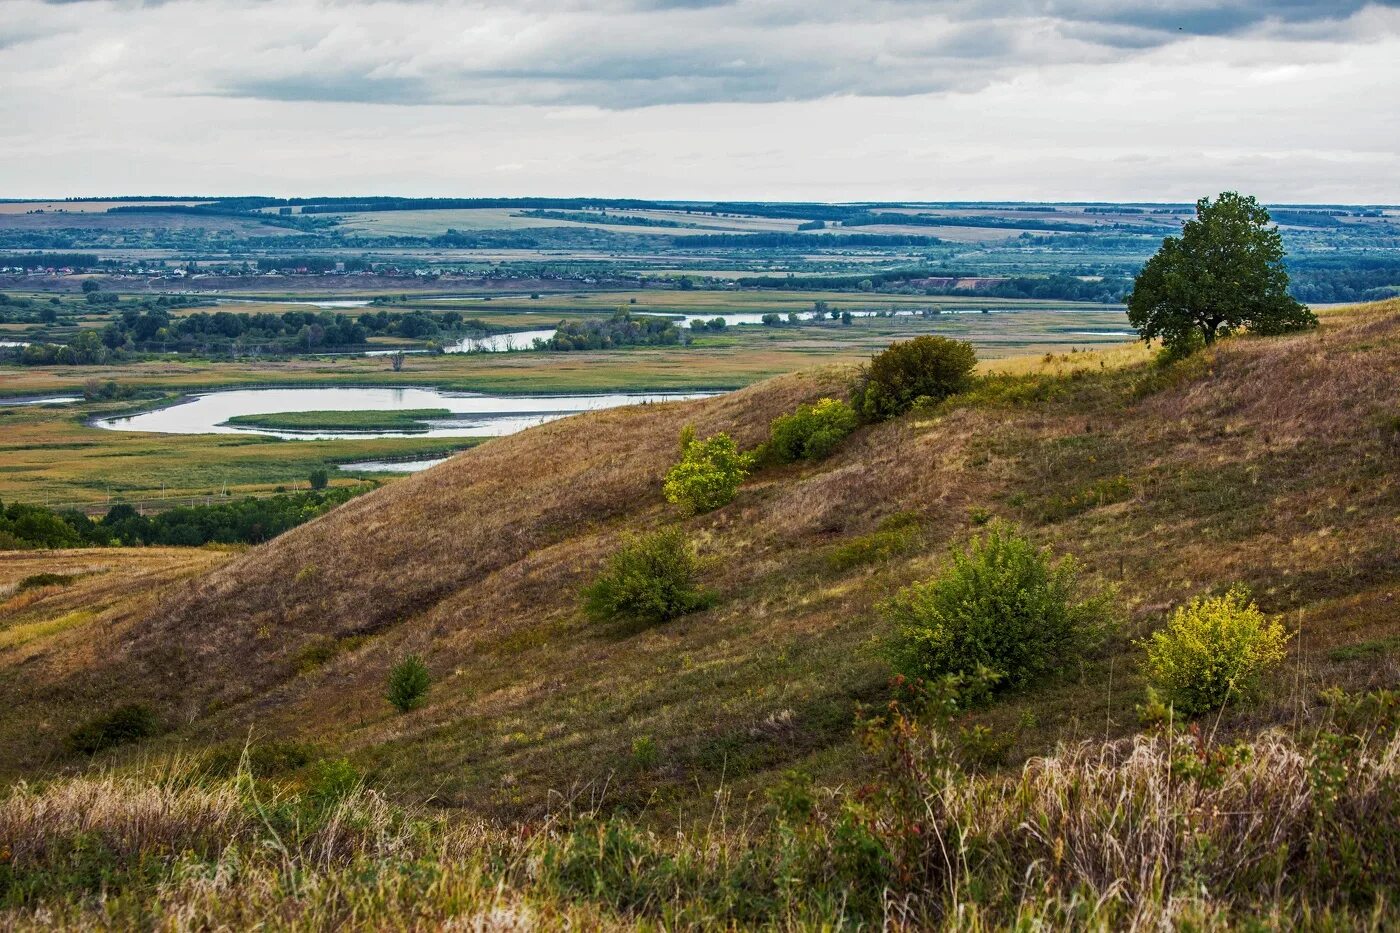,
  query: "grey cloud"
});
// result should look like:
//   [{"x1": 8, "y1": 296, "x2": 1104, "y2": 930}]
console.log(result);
[{"x1": 17, "y1": 0, "x2": 1400, "y2": 109}]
